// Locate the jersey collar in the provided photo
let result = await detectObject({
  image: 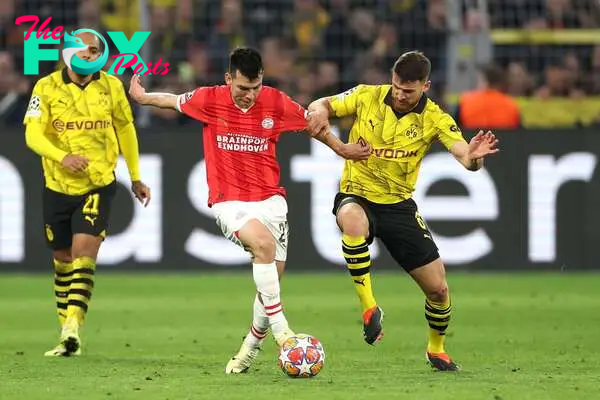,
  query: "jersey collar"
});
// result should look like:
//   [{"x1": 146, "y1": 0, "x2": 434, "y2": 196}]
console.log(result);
[
  {"x1": 62, "y1": 68, "x2": 101, "y2": 89},
  {"x1": 384, "y1": 89, "x2": 427, "y2": 119}
]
